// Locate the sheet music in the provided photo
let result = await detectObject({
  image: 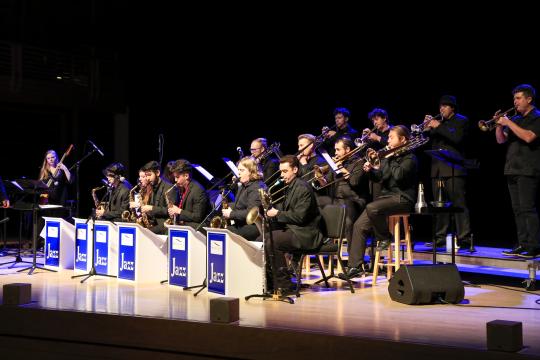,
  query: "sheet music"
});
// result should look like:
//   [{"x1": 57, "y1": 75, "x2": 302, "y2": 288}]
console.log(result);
[
  {"x1": 192, "y1": 164, "x2": 214, "y2": 181},
  {"x1": 11, "y1": 181, "x2": 24, "y2": 191},
  {"x1": 319, "y1": 149, "x2": 341, "y2": 174},
  {"x1": 222, "y1": 158, "x2": 240, "y2": 178}
]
